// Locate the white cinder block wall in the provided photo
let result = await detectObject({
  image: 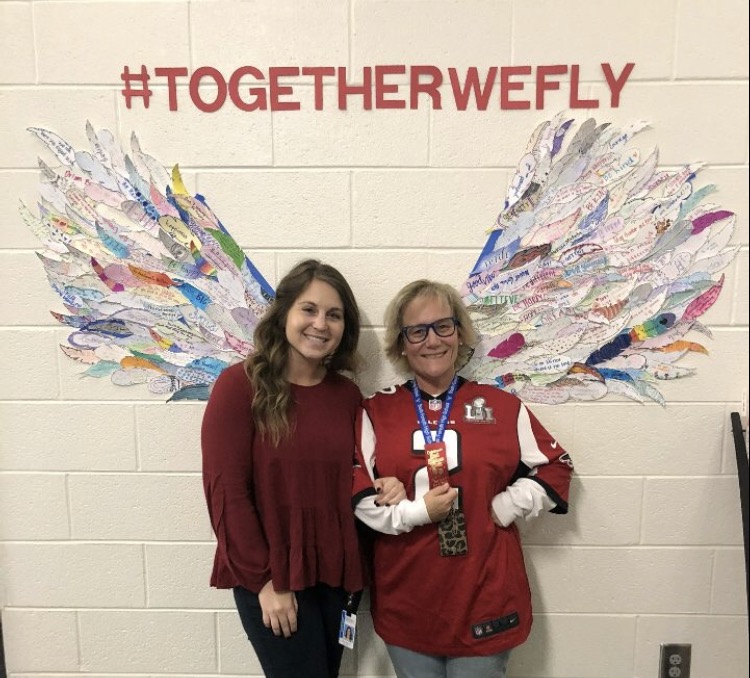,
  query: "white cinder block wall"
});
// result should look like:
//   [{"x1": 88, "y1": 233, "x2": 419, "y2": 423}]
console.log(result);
[{"x1": 0, "y1": 1, "x2": 747, "y2": 676}]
